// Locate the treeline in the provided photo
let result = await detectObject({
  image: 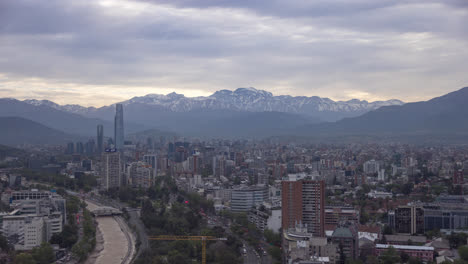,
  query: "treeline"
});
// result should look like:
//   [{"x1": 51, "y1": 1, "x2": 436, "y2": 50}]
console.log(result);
[{"x1": 19, "y1": 169, "x2": 97, "y2": 192}]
